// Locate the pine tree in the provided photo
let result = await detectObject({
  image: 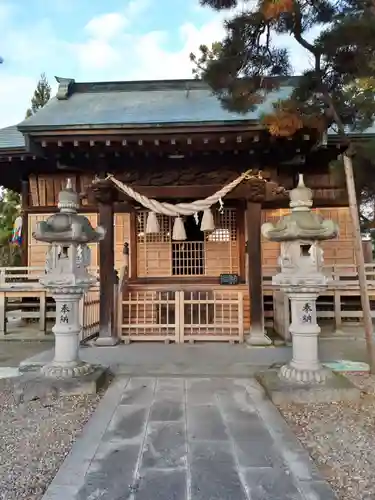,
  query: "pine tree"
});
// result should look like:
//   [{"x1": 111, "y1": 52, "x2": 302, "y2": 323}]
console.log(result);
[
  {"x1": 25, "y1": 72, "x2": 51, "y2": 118},
  {"x1": 190, "y1": 0, "x2": 375, "y2": 370}
]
